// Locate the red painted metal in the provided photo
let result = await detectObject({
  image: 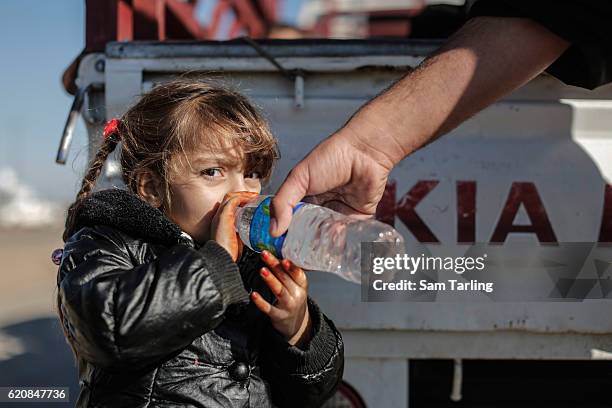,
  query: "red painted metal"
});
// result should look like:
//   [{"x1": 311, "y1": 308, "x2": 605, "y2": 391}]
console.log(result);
[
  {"x1": 65, "y1": 0, "x2": 427, "y2": 93},
  {"x1": 369, "y1": 20, "x2": 411, "y2": 37},
  {"x1": 83, "y1": 0, "x2": 116, "y2": 53},
  {"x1": 228, "y1": 0, "x2": 267, "y2": 38},
  {"x1": 101, "y1": 0, "x2": 279, "y2": 41},
  {"x1": 66, "y1": 0, "x2": 219, "y2": 93},
  {"x1": 164, "y1": 0, "x2": 205, "y2": 39},
  {"x1": 117, "y1": 0, "x2": 134, "y2": 41},
  {"x1": 367, "y1": 9, "x2": 420, "y2": 37}
]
